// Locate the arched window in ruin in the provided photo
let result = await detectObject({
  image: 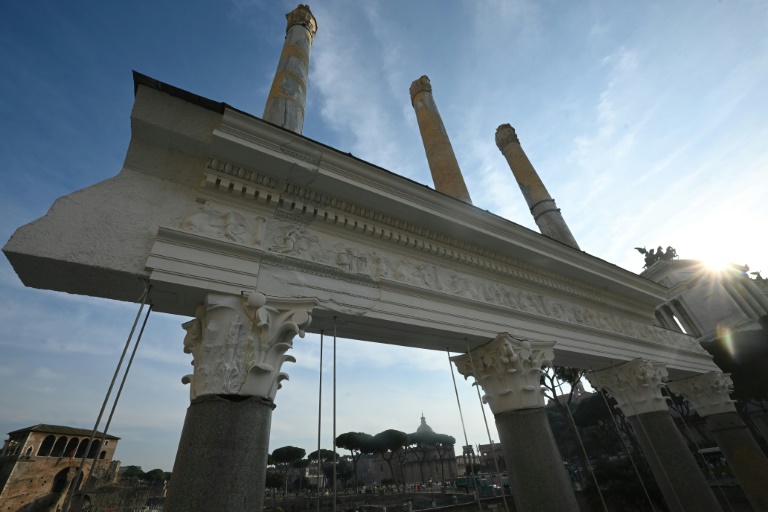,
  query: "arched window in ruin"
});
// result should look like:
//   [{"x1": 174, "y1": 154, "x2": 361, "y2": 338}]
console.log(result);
[
  {"x1": 52, "y1": 468, "x2": 69, "y2": 493},
  {"x1": 51, "y1": 436, "x2": 68, "y2": 457},
  {"x1": 64, "y1": 438, "x2": 79, "y2": 459},
  {"x1": 38, "y1": 435, "x2": 55, "y2": 456},
  {"x1": 24, "y1": 446, "x2": 32, "y2": 458},
  {"x1": 99, "y1": 450, "x2": 106, "y2": 459},
  {"x1": 88, "y1": 440, "x2": 101, "y2": 459},
  {"x1": 75, "y1": 438, "x2": 88, "y2": 458}
]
